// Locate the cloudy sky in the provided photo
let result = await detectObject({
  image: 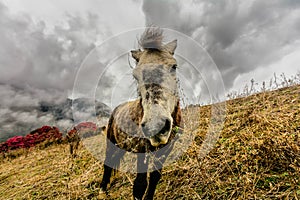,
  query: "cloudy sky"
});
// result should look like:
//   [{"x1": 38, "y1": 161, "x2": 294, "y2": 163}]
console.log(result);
[{"x1": 0, "y1": 0, "x2": 300, "y2": 139}]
